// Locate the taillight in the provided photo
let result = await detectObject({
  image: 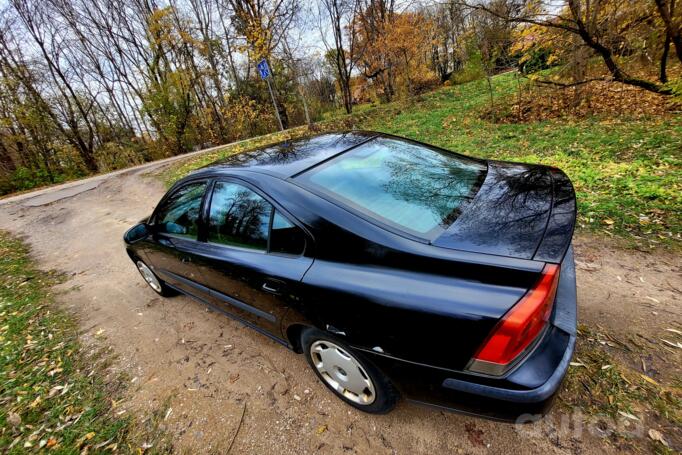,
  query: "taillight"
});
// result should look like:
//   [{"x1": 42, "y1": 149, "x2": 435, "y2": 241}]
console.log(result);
[{"x1": 467, "y1": 264, "x2": 560, "y2": 376}]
